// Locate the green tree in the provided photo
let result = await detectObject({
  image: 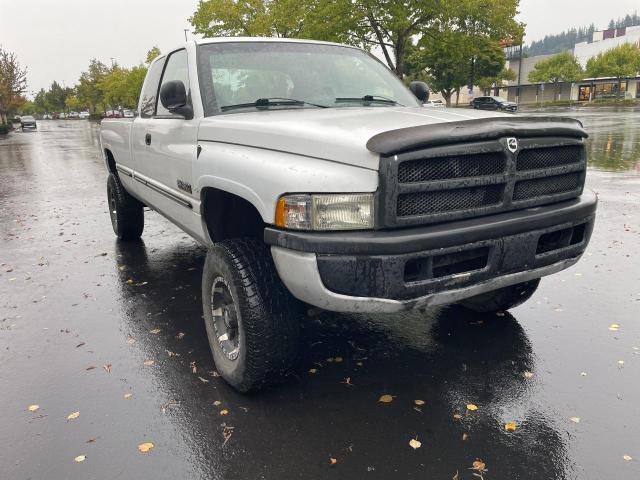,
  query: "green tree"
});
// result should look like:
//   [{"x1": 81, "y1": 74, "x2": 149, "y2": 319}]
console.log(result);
[
  {"x1": 528, "y1": 51, "x2": 584, "y2": 100},
  {"x1": 33, "y1": 88, "x2": 50, "y2": 114},
  {"x1": 125, "y1": 65, "x2": 148, "y2": 107},
  {"x1": 585, "y1": 43, "x2": 640, "y2": 99},
  {"x1": 477, "y1": 67, "x2": 516, "y2": 95},
  {"x1": 78, "y1": 59, "x2": 108, "y2": 113},
  {"x1": 65, "y1": 95, "x2": 82, "y2": 112},
  {"x1": 0, "y1": 45, "x2": 28, "y2": 124},
  {"x1": 45, "y1": 81, "x2": 68, "y2": 113},
  {"x1": 146, "y1": 46, "x2": 161, "y2": 65}
]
